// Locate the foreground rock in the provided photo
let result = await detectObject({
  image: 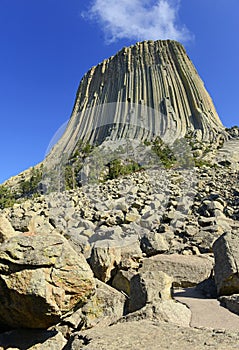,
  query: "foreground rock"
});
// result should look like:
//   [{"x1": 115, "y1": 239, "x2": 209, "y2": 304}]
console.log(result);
[
  {"x1": 62, "y1": 279, "x2": 126, "y2": 330},
  {"x1": 68, "y1": 319, "x2": 239, "y2": 350},
  {"x1": 140, "y1": 254, "x2": 213, "y2": 287},
  {"x1": 129, "y1": 270, "x2": 172, "y2": 312},
  {"x1": 213, "y1": 231, "x2": 239, "y2": 296},
  {"x1": 0, "y1": 329, "x2": 67, "y2": 350},
  {"x1": 126, "y1": 269, "x2": 191, "y2": 327},
  {"x1": 0, "y1": 234, "x2": 95, "y2": 329}
]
